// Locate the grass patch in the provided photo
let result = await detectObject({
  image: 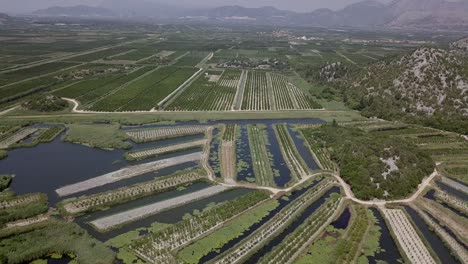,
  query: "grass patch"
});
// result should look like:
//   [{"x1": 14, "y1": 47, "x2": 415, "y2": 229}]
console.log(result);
[
  {"x1": 0, "y1": 221, "x2": 115, "y2": 264},
  {"x1": 63, "y1": 124, "x2": 131, "y2": 150},
  {"x1": 0, "y1": 175, "x2": 13, "y2": 191}
]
